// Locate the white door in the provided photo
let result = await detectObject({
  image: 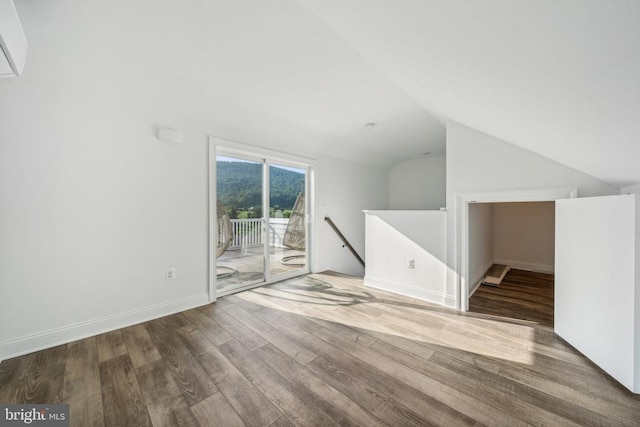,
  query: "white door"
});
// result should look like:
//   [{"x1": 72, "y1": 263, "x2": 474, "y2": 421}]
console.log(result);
[{"x1": 555, "y1": 194, "x2": 636, "y2": 391}]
